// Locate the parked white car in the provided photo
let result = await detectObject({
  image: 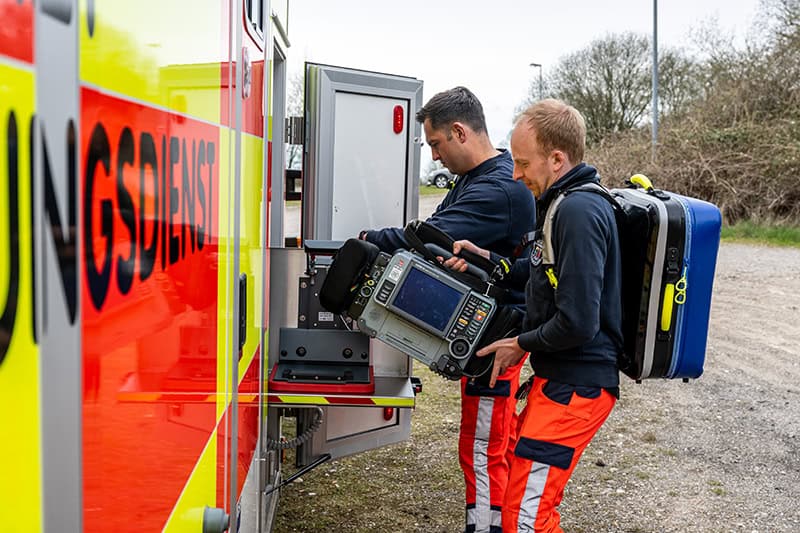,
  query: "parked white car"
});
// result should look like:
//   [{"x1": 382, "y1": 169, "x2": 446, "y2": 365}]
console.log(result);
[{"x1": 420, "y1": 168, "x2": 455, "y2": 189}]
